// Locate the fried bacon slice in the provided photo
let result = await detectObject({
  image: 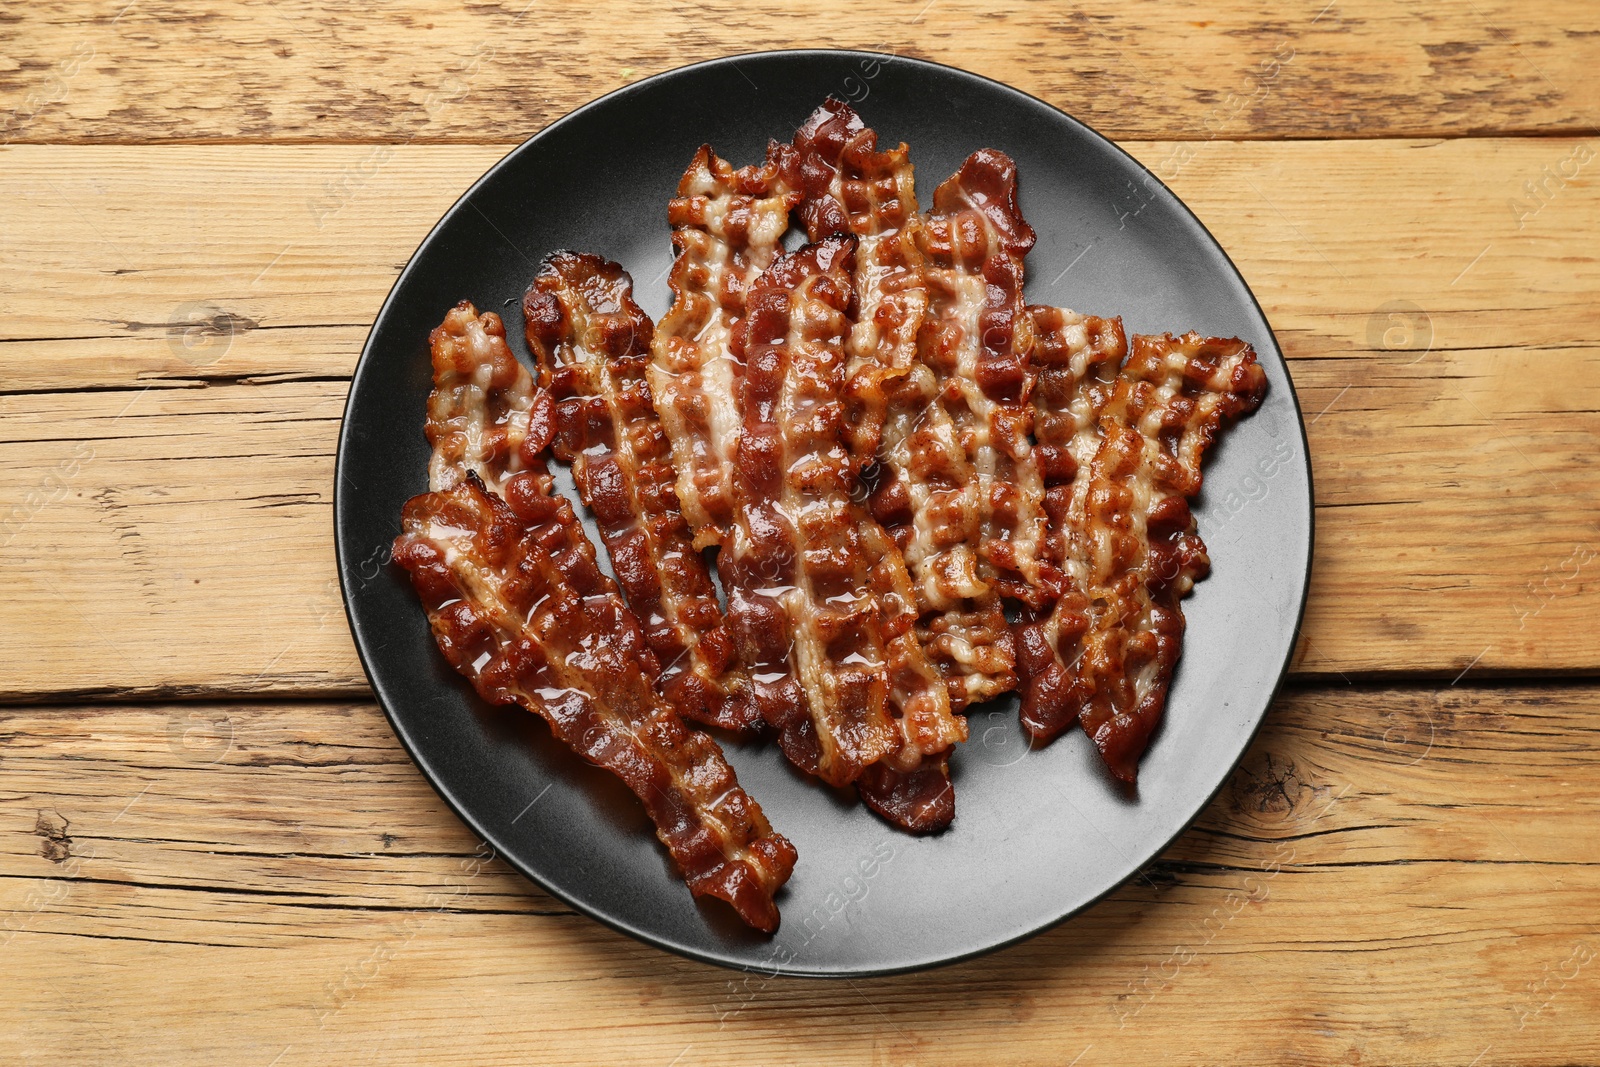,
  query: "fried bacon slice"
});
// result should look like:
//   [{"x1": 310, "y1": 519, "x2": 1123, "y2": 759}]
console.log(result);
[
  {"x1": 1014, "y1": 307, "x2": 1128, "y2": 741},
  {"x1": 790, "y1": 98, "x2": 927, "y2": 467},
  {"x1": 523, "y1": 252, "x2": 758, "y2": 735},
  {"x1": 916, "y1": 148, "x2": 1056, "y2": 607},
  {"x1": 1054, "y1": 332, "x2": 1268, "y2": 783},
  {"x1": 648, "y1": 142, "x2": 800, "y2": 548},
  {"x1": 729, "y1": 235, "x2": 966, "y2": 832},
  {"x1": 792, "y1": 101, "x2": 1033, "y2": 710},
  {"x1": 420, "y1": 302, "x2": 616, "y2": 619},
  {"x1": 423, "y1": 301, "x2": 552, "y2": 494},
  {"x1": 393, "y1": 473, "x2": 795, "y2": 931},
  {"x1": 397, "y1": 301, "x2": 793, "y2": 931}
]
